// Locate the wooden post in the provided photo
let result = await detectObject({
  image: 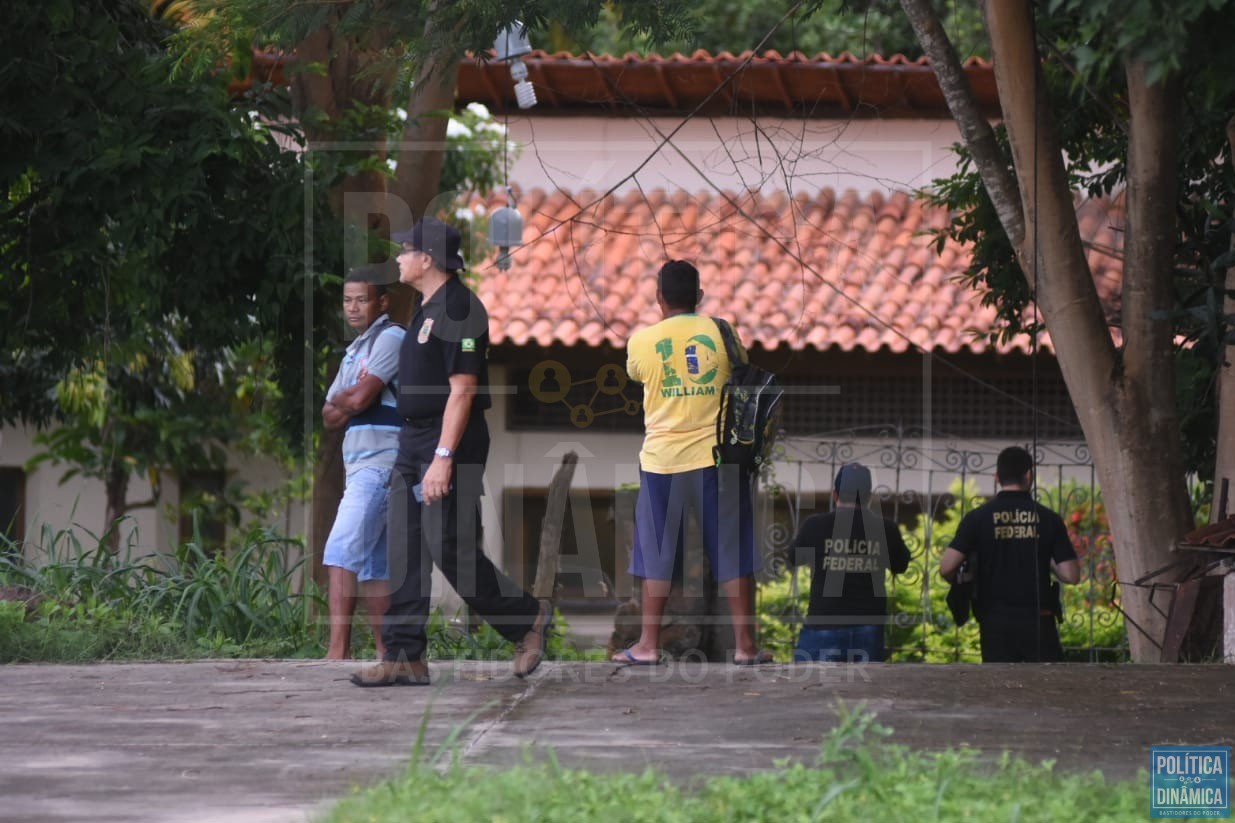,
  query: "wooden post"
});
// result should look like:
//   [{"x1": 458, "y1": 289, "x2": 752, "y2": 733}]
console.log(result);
[{"x1": 533, "y1": 452, "x2": 578, "y2": 602}]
